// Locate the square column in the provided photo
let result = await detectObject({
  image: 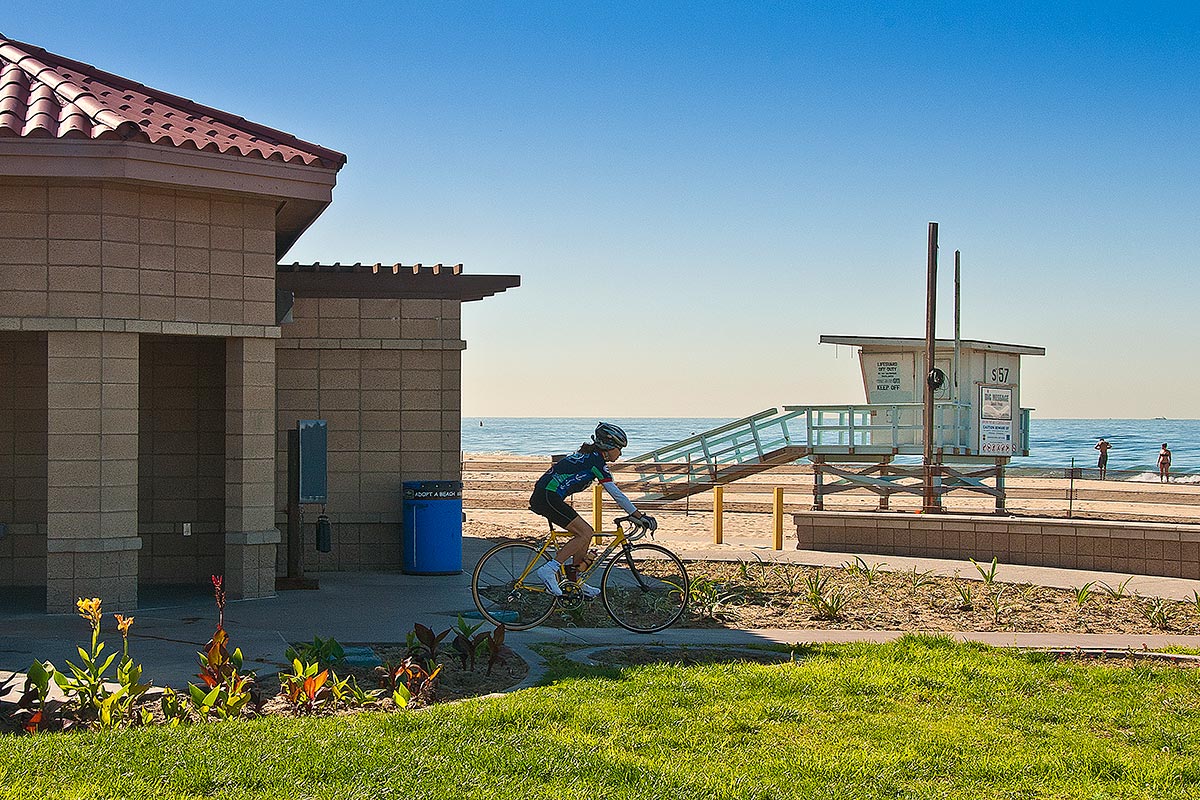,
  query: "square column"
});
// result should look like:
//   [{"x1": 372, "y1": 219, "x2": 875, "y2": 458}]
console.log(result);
[
  {"x1": 45, "y1": 331, "x2": 140, "y2": 613},
  {"x1": 225, "y1": 337, "x2": 279, "y2": 599}
]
